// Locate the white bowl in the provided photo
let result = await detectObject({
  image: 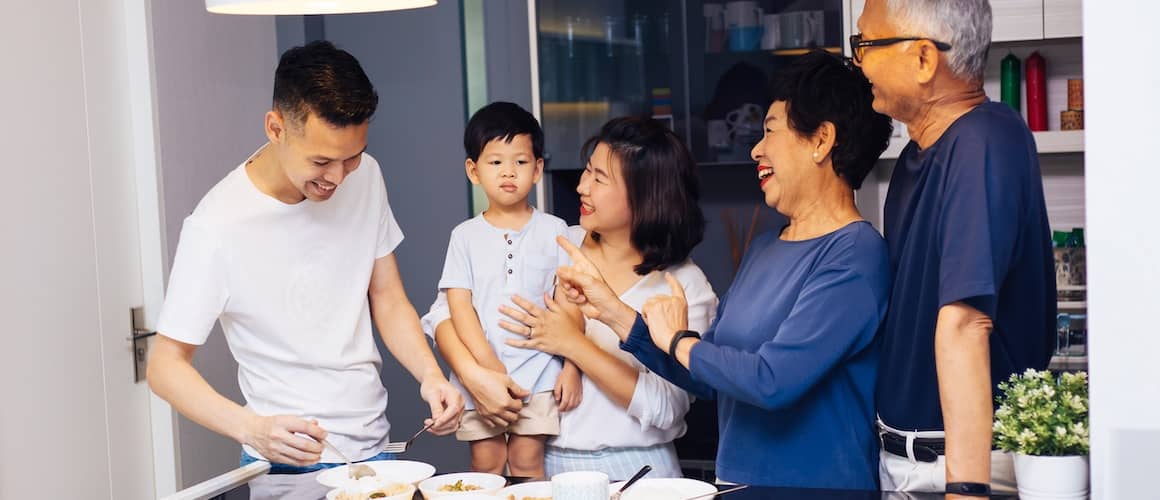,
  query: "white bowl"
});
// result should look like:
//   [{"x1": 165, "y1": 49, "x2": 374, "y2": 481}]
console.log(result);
[
  {"x1": 324, "y1": 476, "x2": 416, "y2": 500},
  {"x1": 419, "y1": 472, "x2": 506, "y2": 498},
  {"x1": 431, "y1": 495, "x2": 504, "y2": 500},
  {"x1": 608, "y1": 478, "x2": 717, "y2": 500},
  {"x1": 316, "y1": 459, "x2": 437, "y2": 488},
  {"x1": 498, "y1": 480, "x2": 553, "y2": 499}
]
